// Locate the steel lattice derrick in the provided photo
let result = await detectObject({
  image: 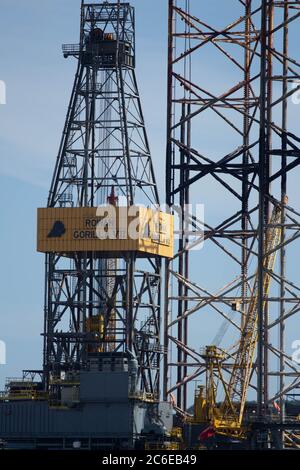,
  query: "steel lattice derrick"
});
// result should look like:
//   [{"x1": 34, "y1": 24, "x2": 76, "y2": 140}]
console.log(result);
[
  {"x1": 164, "y1": 0, "x2": 300, "y2": 432},
  {"x1": 42, "y1": 1, "x2": 162, "y2": 398}
]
